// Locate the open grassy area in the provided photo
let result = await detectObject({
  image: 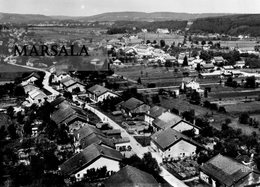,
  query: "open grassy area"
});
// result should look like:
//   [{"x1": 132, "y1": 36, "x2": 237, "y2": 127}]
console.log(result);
[
  {"x1": 0, "y1": 64, "x2": 34, "y2": 73},
  {"x1": 224, "y1": 101, "x2": 260, "y2": 115}
]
